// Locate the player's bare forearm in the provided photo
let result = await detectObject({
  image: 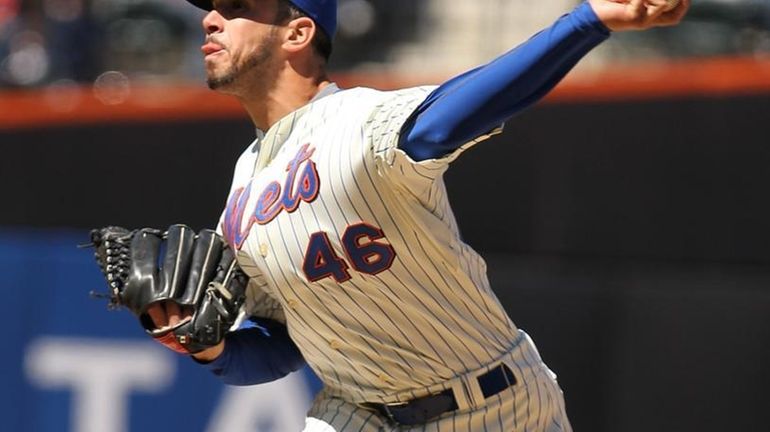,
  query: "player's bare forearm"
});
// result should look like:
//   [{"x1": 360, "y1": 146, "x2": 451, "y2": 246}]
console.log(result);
[{"x1": 588, "y1": 0, "x2": 689, "y2": 31}]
